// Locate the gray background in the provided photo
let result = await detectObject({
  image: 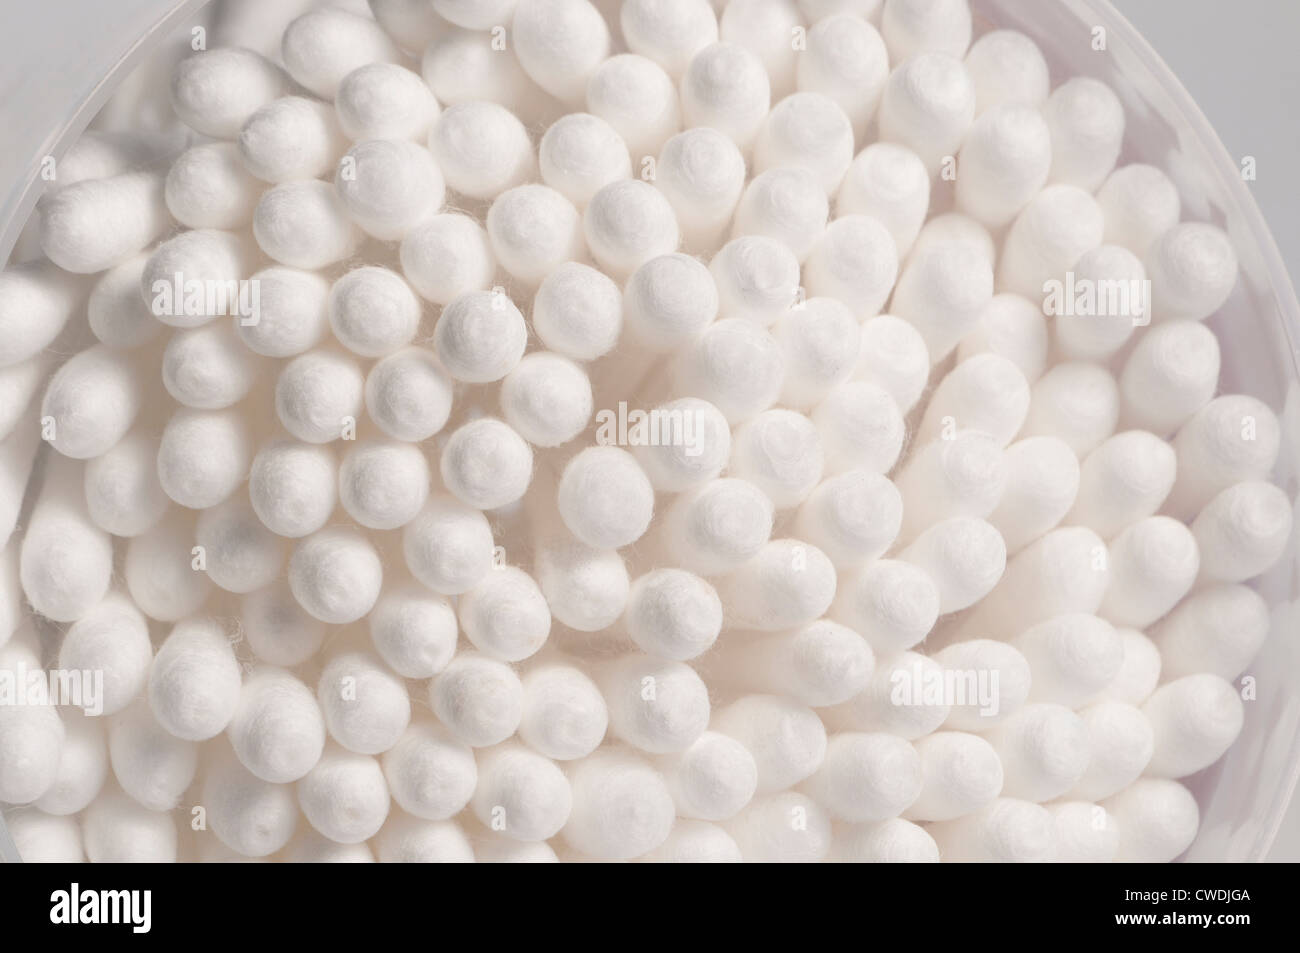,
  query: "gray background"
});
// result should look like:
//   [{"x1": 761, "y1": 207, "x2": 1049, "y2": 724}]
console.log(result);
[{"x1": 1113, "y1": 0, "x2": 1300, "y2": 862}]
